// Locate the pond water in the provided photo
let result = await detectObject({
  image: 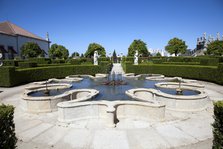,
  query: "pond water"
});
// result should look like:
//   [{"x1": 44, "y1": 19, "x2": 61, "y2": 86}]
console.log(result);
[{"x1": 29, "y1": 76, "x2": 199, "y2": 100}]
